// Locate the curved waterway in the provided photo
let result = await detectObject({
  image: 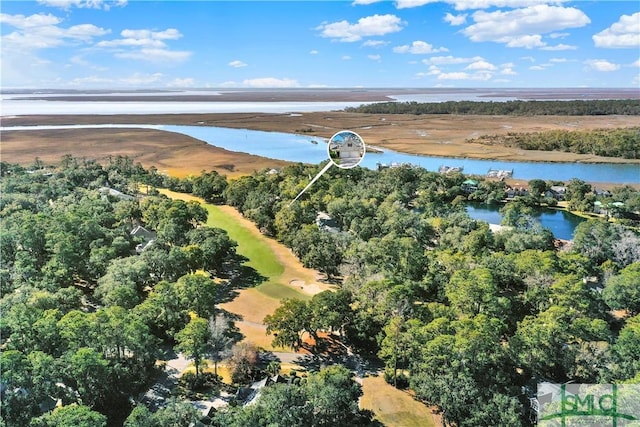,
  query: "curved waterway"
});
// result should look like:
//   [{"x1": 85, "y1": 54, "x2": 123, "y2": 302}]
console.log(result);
[
  {"x1": 466, "y1": 203, "x2": 584, "y2": 240},
  {"x1": 2, "y1": 124, "x2": 639, "y2": 184}
]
